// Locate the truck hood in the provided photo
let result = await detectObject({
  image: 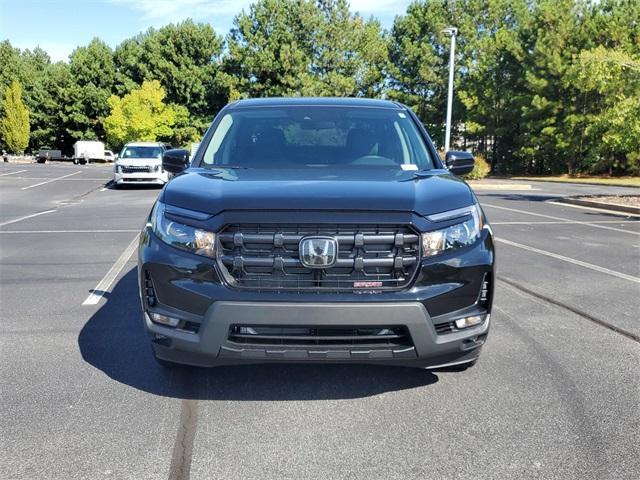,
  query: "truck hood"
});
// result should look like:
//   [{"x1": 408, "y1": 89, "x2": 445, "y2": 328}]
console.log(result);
[
  {"x1": 161, "y1": 167, "x2": 474, "y2": 217},
  {"x1": 116, "y1": 157, "x2": 161, "y2": 166}
]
